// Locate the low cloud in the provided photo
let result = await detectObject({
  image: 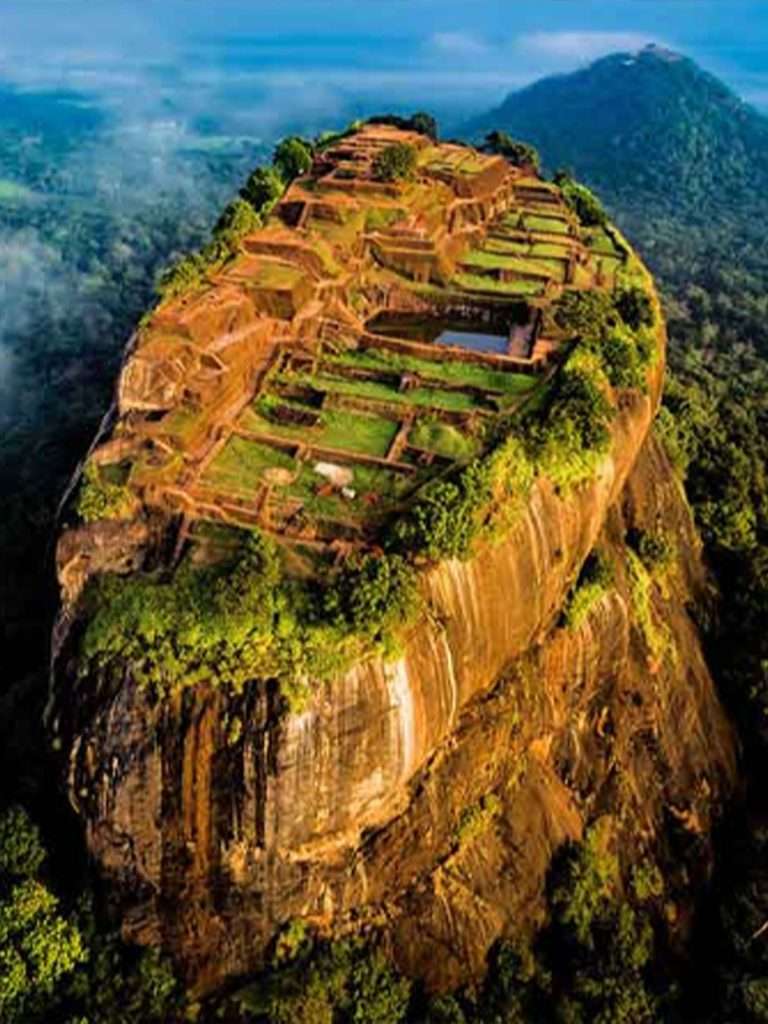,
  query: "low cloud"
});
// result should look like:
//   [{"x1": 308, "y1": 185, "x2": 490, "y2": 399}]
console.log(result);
[
  {"x1": 0, "y1": 344, "x2": 14, "y2": 401},
  {"x1": 0, "y1": 233, "x2": 70, "y2": 345},
  {"x1": 519, "y1": 31, "x2": 660, "y2": 62},
  {"x1": 429, "y1": 31, "x2": 490, "y2": 59}
]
